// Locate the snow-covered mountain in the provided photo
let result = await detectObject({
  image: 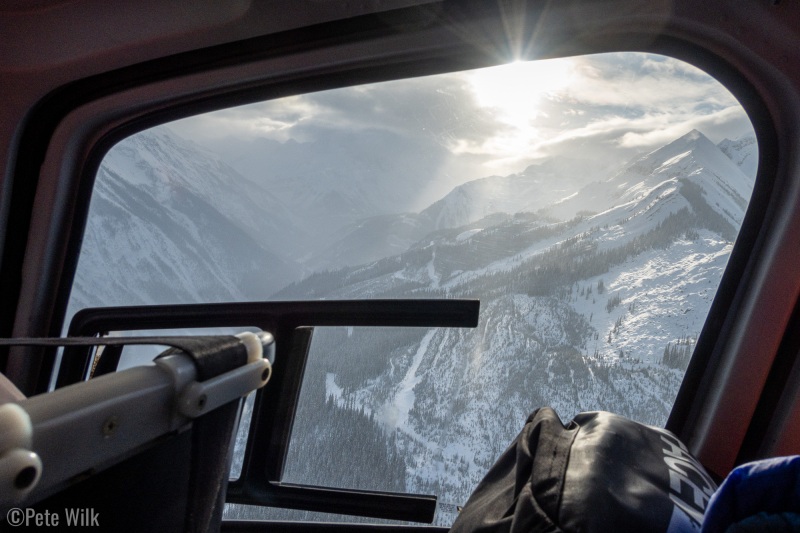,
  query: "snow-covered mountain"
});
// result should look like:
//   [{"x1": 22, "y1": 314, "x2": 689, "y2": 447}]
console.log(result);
[
  {"x1": 420, "y1": 158, "x2": 606, "y2": 230},
  {"x1": 544, "y1": 129, "x2": 753, "y2": 225},
  {"x1": 306, "y1": 131, "x2": 754, "y2": 271},
  {"x1": 68, "y1": 128, "x2": 302, "y2": 319},
  {"x1": 218, "y1": 129, "x2": 454, "y2": 252},
  {"x1": 718, "y1": 133, "x2": 759, "y2": 179},
  {"x1": 271, "y1": 129, "x2": 756, "y2": 524},
  {"x1": 69, "y1": 124, "x2": 757, "y2": 525}
]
